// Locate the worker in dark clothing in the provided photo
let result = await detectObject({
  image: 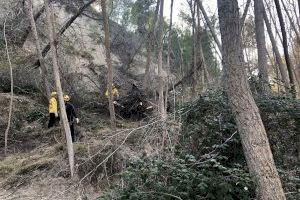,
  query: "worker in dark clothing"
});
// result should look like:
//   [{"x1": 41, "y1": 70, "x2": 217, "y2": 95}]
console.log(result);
[{"x1": 64, "y1": 95, "x2": 79, "y2": 142}]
